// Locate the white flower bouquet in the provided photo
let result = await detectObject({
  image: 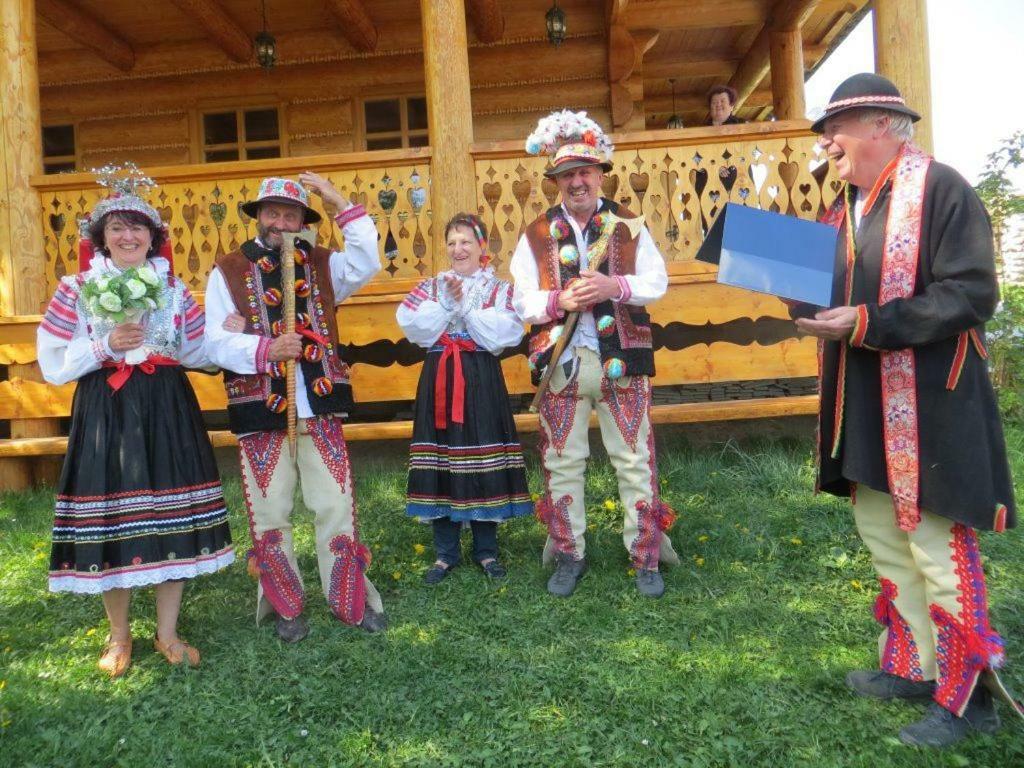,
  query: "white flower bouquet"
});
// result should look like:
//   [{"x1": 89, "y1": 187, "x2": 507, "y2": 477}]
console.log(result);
[
  {"x1": 81, "y1": 265, "x2": 165, "y2": 324},
  {"x1": 81, "y1": 265, "x2": 165, "y2": 363}
]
